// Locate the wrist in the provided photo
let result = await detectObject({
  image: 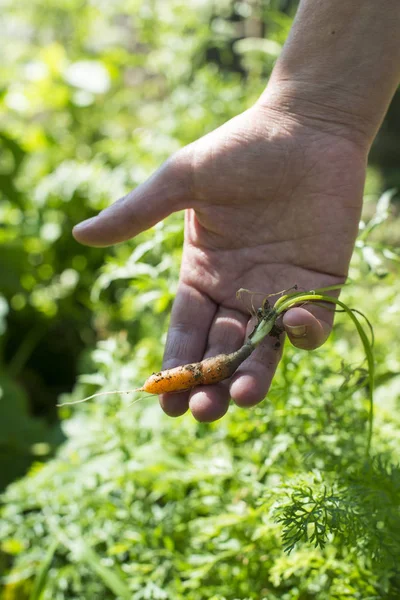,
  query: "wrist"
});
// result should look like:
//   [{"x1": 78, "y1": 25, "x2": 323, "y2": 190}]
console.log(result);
[
  {"x1": 258, "y1": 80, "x2": 374, "y2": 154},
  {"x1": 259, "y1": 0, "x2": 400, "y2": 154}
]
